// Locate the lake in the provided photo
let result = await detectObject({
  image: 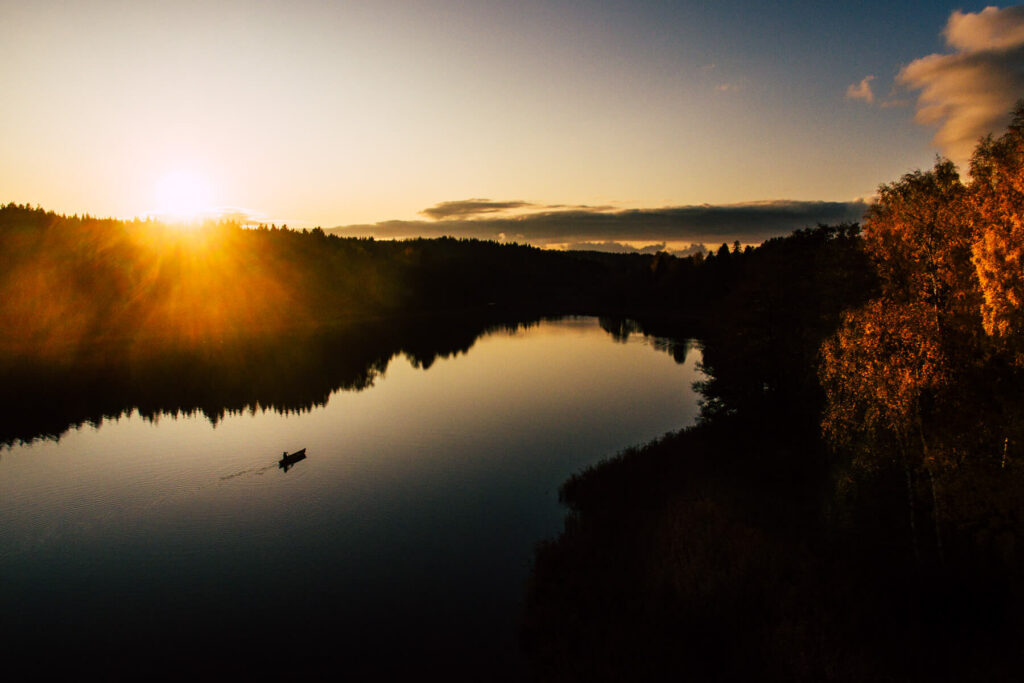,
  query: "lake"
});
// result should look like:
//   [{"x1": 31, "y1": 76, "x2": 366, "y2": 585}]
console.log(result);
[{"x1": 0, "y1": 316, "x2": 702, "y2": 678}]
